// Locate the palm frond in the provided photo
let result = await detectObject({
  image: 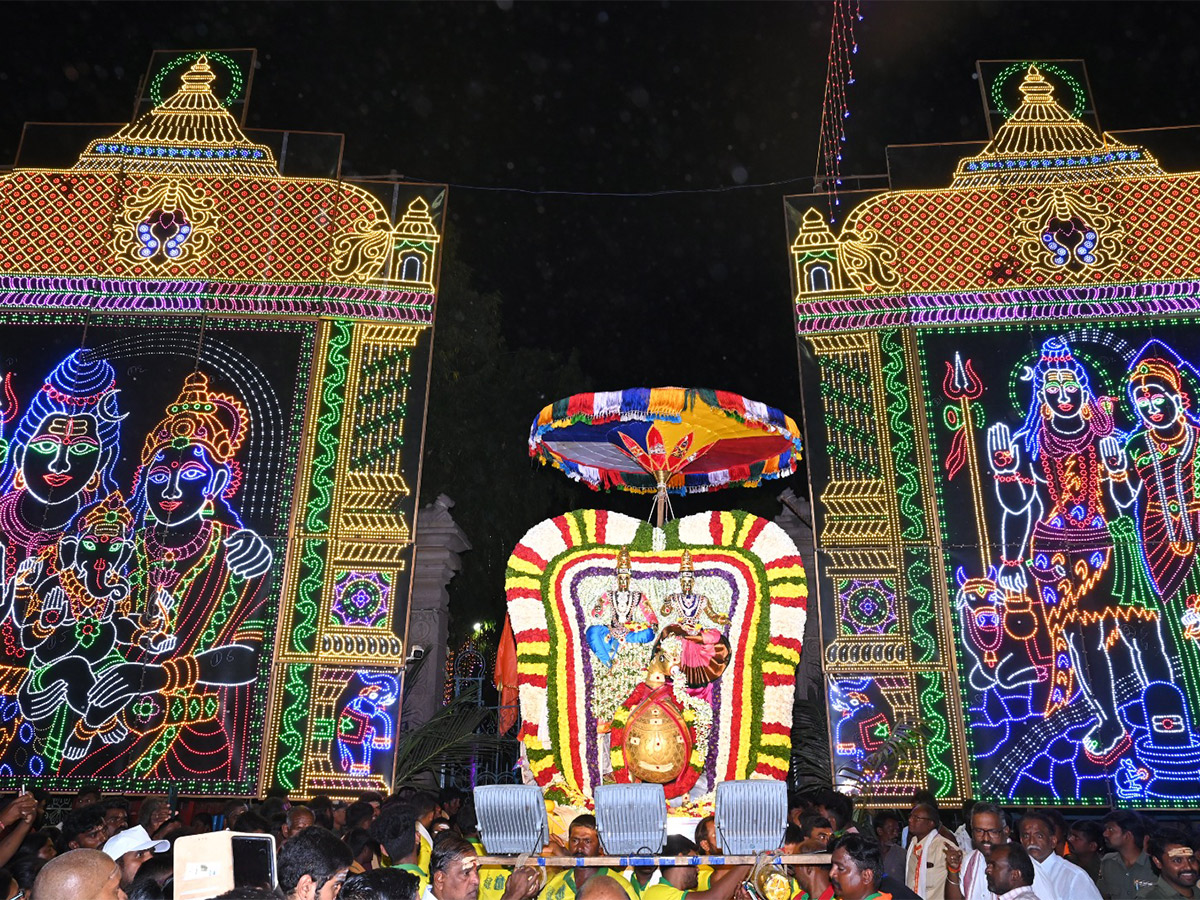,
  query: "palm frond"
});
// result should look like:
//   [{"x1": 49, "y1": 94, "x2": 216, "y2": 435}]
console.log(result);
[
  {"x1": 394, "y1": 689, "x2": 512, "y2": 786},
  {"x1": 790, "y1": 690, "x2": 833, "y2": 790},
  {"x1": 835, "y1": 720, "x2": 933, "y2": 796}
]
